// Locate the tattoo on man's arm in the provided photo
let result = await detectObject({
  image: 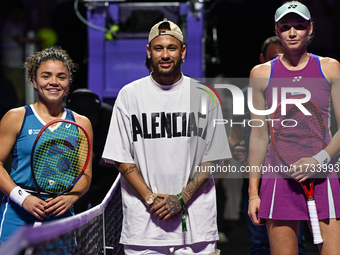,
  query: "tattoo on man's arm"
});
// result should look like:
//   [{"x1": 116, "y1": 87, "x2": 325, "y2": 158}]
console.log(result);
[
  {"x1": 122, "y1": 165, "x2": 136, "y2": 176},
  {"x1": 182, "y1": 162, "x2": 213, "y2": 203},
  {"x1": 136, "y1": 169, "x2": 148, "y2": 184},
  {"x1": 122, "y1": 165, "x2": 150, "y2": 190},
  {"x1": 182, "y1": 191, "x2": 190, "y2": 203}
]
